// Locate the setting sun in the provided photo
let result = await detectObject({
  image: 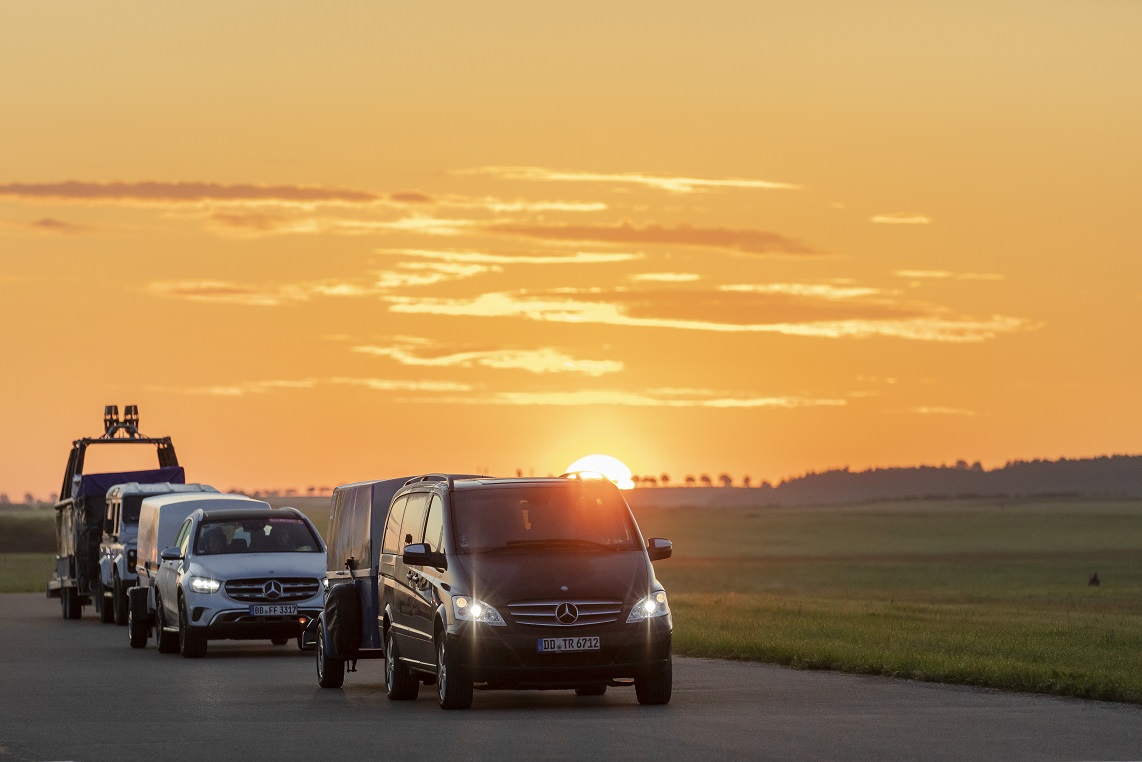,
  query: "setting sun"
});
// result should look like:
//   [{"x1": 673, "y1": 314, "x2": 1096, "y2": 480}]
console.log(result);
[{"x1": 565, "y1": 454, "x2": 635, "y2": 490}]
